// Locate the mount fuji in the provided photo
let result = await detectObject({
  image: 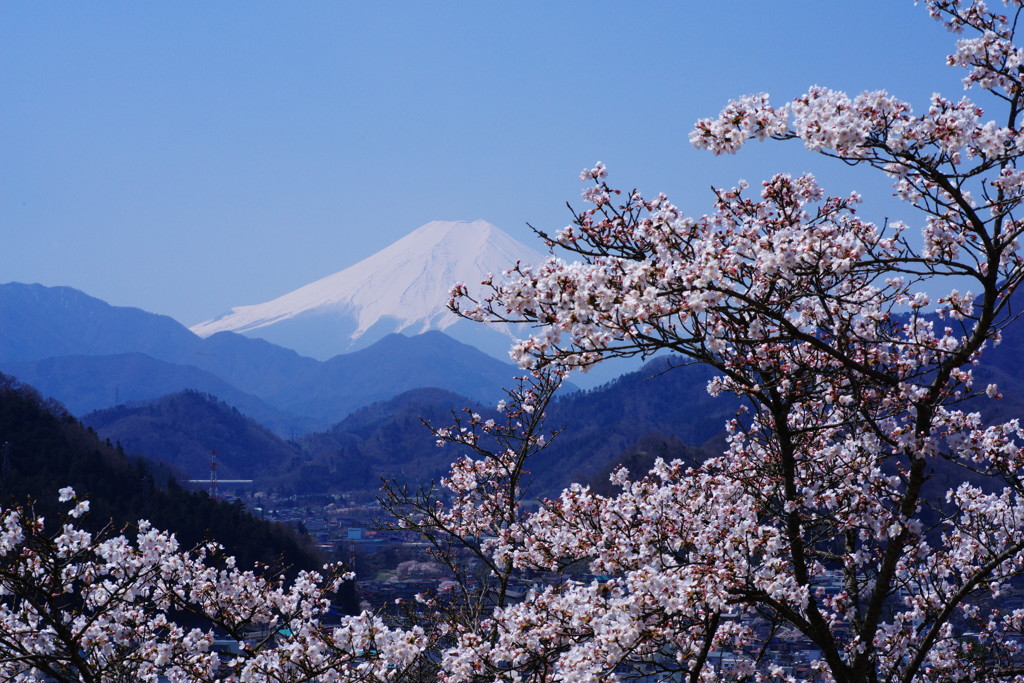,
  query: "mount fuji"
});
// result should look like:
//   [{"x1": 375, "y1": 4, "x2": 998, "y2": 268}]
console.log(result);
[{"x1": 190, "y1": 220, "x2": 546, "y2": 361}]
